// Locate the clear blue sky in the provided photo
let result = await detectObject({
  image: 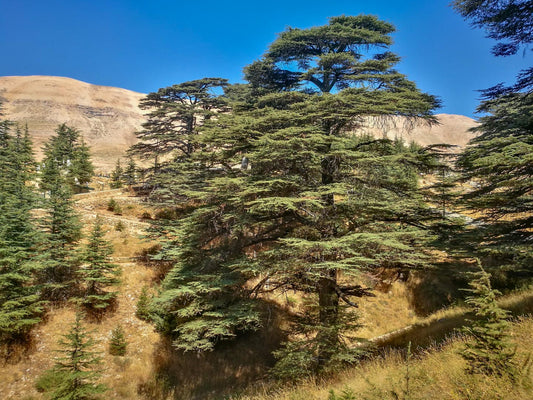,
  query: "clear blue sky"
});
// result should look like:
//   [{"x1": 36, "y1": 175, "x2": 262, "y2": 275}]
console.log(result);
[{"x1": 0, "y1": 0, "x2": 529, "y2": 118}]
